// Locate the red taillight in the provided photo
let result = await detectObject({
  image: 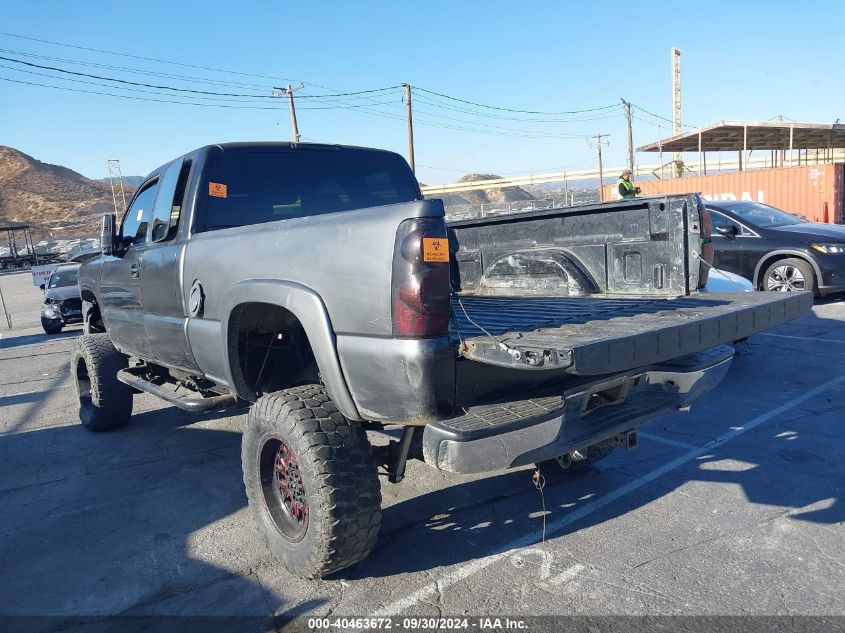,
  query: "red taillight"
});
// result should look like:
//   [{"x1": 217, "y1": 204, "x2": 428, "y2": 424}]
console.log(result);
[{"x1": 392, "y1": 218, "x2": 451, "y2": 337}]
